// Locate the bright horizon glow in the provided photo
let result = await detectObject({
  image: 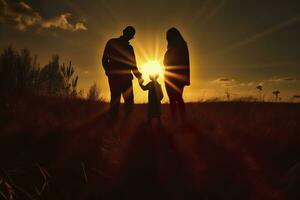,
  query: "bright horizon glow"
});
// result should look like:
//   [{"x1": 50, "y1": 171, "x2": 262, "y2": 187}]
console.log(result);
[{"x1": 140, "y1": 60, "x2": 164, "y2": 80}]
